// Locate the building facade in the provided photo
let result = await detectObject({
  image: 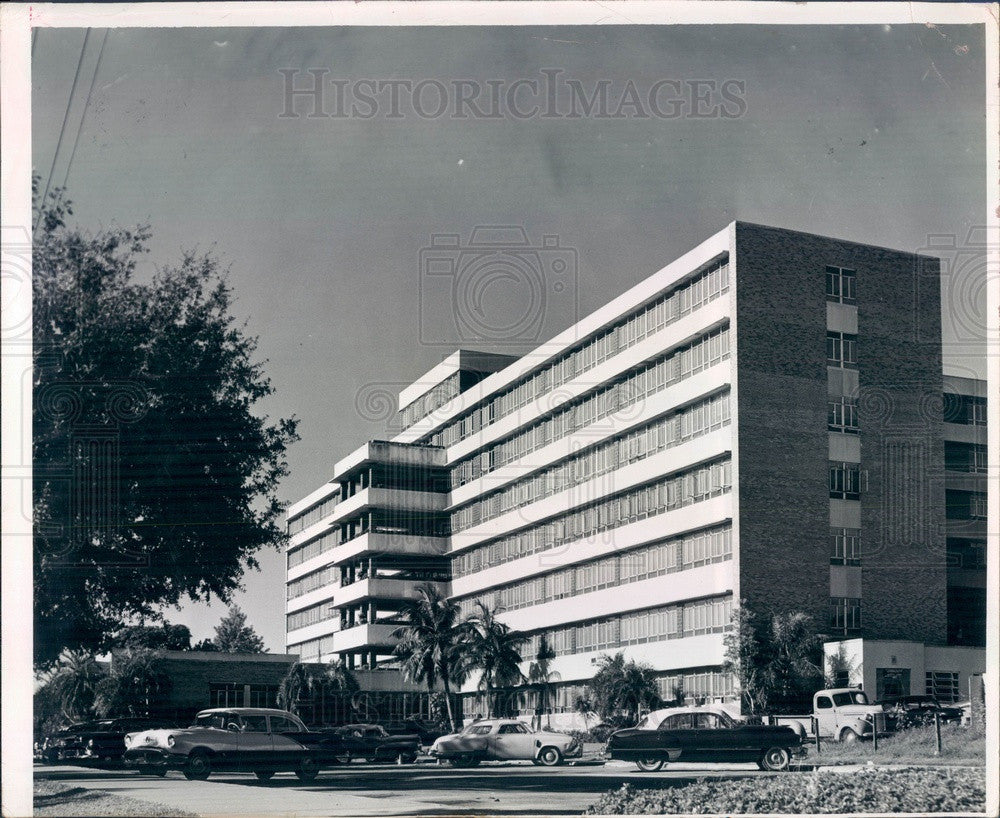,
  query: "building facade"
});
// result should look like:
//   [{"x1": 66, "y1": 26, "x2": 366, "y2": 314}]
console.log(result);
[{"x1": 285, "y1": 222, "x2": 986, "y2": 716}]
